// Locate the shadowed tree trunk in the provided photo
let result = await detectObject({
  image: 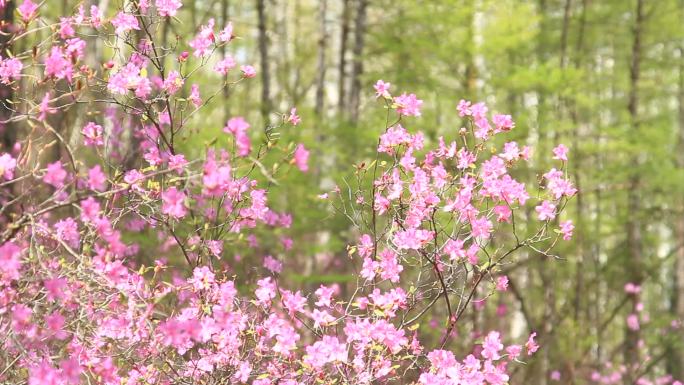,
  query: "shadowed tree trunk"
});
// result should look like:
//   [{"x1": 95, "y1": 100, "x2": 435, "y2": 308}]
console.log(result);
[
  {"x1": 337, "y1": 0, "x2": 351, "y2": 115},
  {"x1": 315, "y1": 0, "x2": 328, "y2": 117},
  {"x1": 257, "y1": 0, "x2": 272, "y2": 123},
  {"x1": 221, "y1": 0, "x2": 231, "y2": 121},
  {"x1": 348, "y1": 0, "x2": 367, "y2": 124},
  {"x1": 624, "y1": 1, "x2": 644, "y2": 383}
]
